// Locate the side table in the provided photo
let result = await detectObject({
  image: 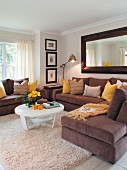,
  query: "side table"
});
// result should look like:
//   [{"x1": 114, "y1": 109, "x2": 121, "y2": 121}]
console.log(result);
[{"x1": 41, "y1": 85, "x2": 63, "y2": 101}]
